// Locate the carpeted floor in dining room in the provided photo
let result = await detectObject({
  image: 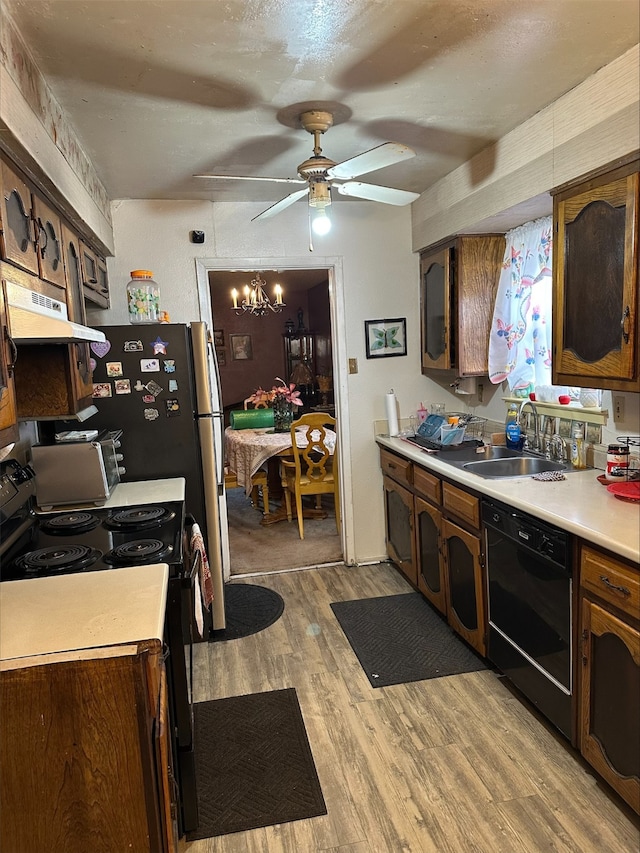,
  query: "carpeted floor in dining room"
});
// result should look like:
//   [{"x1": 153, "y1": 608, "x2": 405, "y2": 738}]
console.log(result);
[
  {"x1": 182, "y1": 561, "x2": 640, "y2": 853},
  {"x1": 226, "y1": 486, "x2": 343, "y2": 575}
]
